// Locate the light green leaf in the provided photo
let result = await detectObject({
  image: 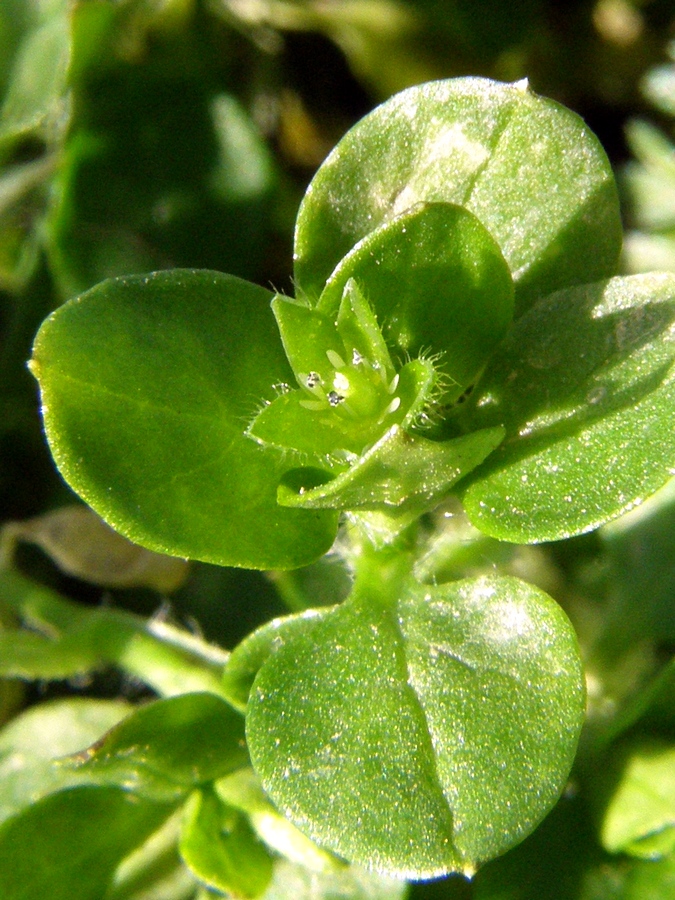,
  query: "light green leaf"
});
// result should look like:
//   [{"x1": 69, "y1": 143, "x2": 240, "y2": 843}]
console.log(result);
[
  {"x1": 179, "y1": 788, "x2": 273, "y2": 898},
  {"x1": 30, "y1": 269, "x2": 338, "y2": 570},
  {"x1": 0, "y1": 785, "x2": 172, "y2": 900},
  {"x1": 0, "y1": 698, "x2": 130, "y2": 827},
  {"x1": 316, "y1": 203, "x2": 514, "y2": 398},
  {"x1": 295, "y1": 77, "x2": 620, "y2": 315},
  {"x1": 261, "y1": 858, "x2": 407, "y2": 900},
  {"x1": 0, "y1": 9, "x2": 70, "y2": 144},
  {"x1": 600, "y1": 739, "x2": 675, "y2": 859},
  {"x1": 459, "y1": 274, "x2": 675, "y2": 543},
  {"x1": 247, "y1": 574, "x2": 584, "y2": 877},
  {"x1": 216, "y1": 768, "x2": 339, "y2": 873},
  {"x1": 63, "y1": 693, "x2": 247, "y2": 803}
]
